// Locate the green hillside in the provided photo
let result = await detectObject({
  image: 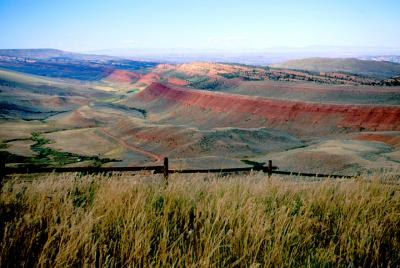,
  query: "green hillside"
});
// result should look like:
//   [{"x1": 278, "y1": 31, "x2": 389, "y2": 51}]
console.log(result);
[{"x1": 271, "y1": 57, "x2": 400, "y2": 79}]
